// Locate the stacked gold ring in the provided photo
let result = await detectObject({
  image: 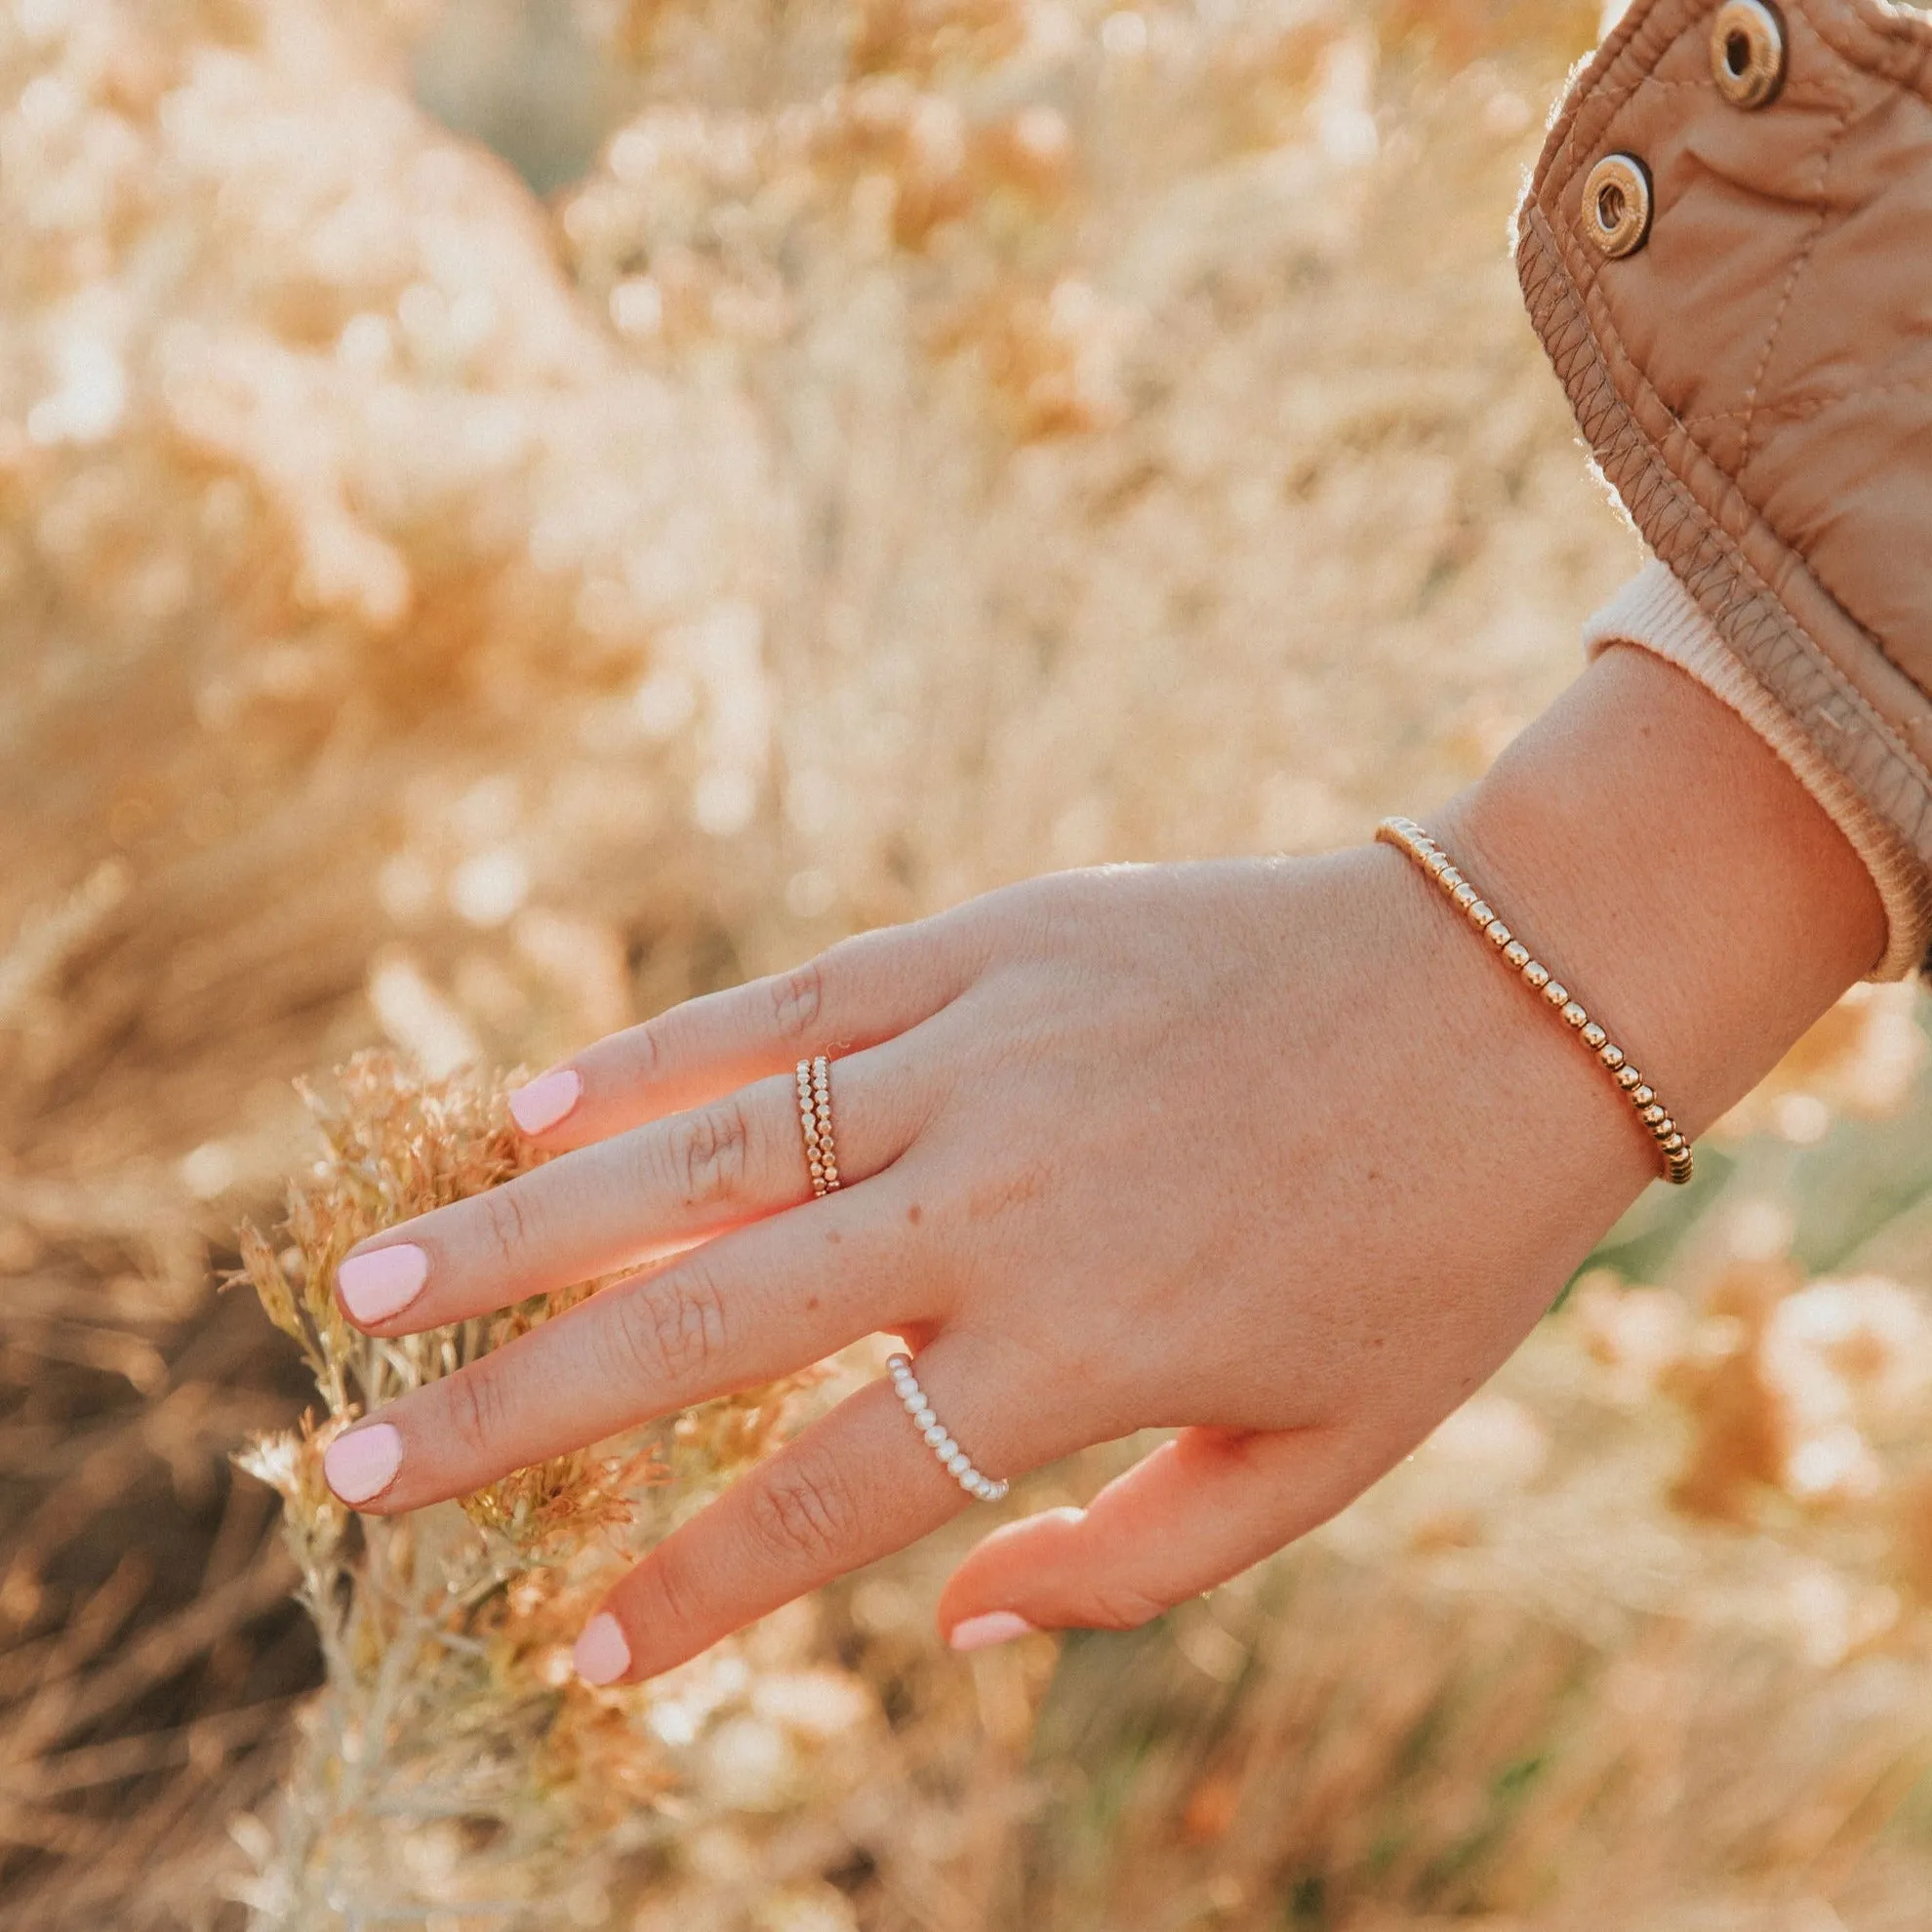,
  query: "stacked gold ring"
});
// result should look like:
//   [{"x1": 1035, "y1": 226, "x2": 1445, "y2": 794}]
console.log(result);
[
  {"x1": 796, "y1": 1055, "x2": 840, "y2": 1196},
  {"x1": 1376, "y1": 817, "x2": 1693, "y2": 1186}
]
